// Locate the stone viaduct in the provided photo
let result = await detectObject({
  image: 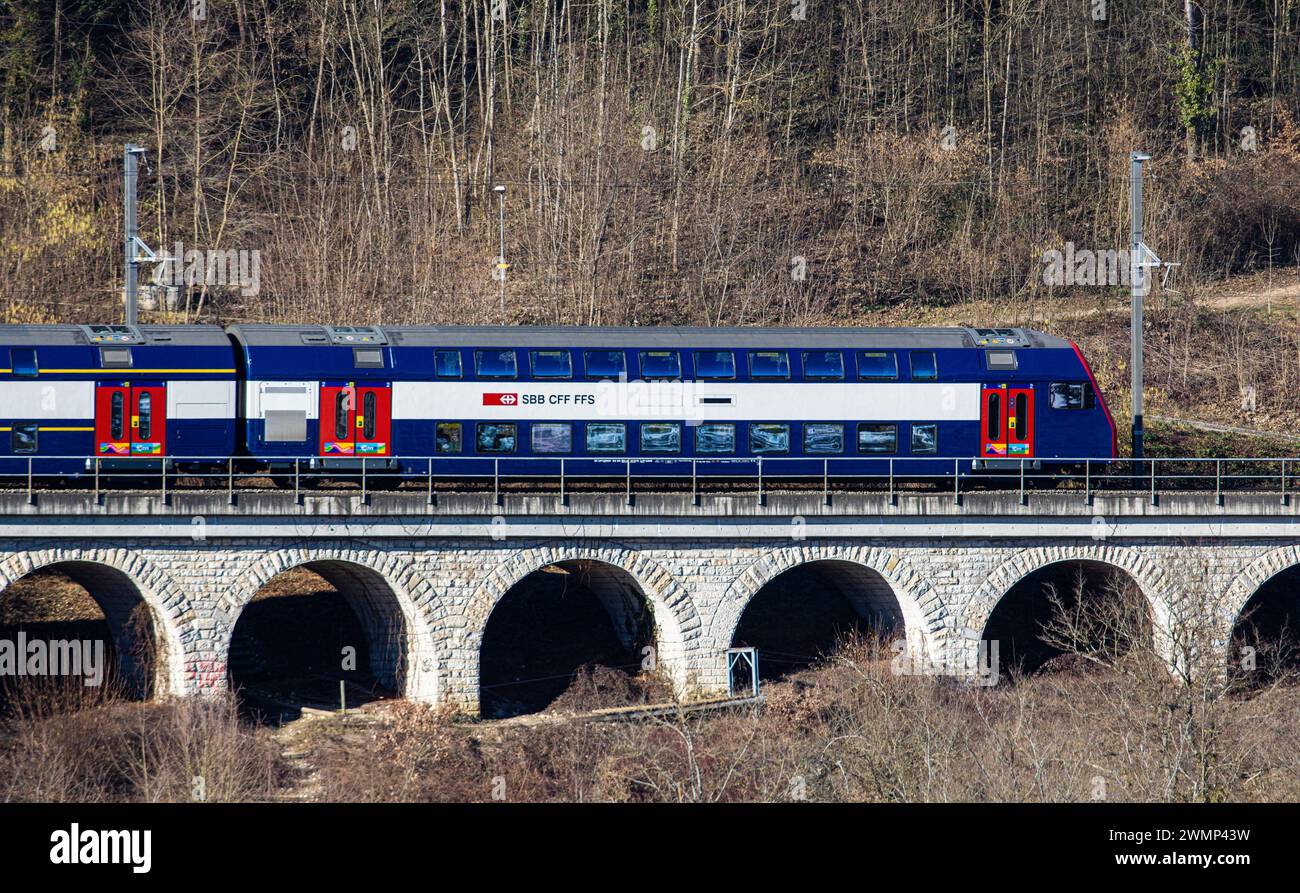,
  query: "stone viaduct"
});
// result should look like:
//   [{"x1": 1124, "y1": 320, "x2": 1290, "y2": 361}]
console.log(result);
[{"x1": 1, "y1": 487, "x2": 1299, "y2": 714}]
